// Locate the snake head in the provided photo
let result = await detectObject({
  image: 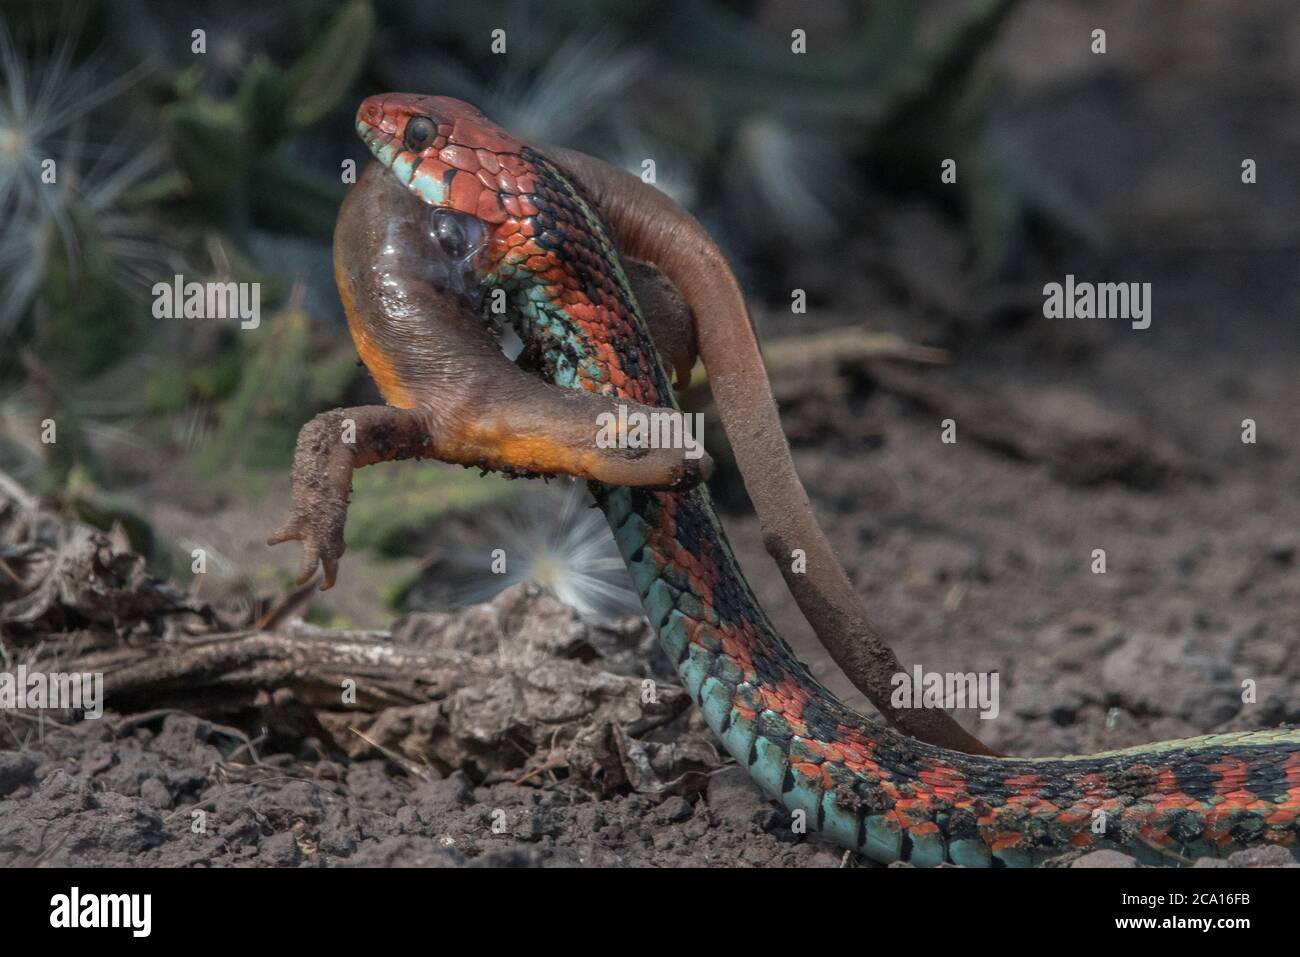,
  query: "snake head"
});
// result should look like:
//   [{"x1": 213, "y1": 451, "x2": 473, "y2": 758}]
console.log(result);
[{"x1": 355, "y1": 93, "x2": 528, "y2": 224}]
